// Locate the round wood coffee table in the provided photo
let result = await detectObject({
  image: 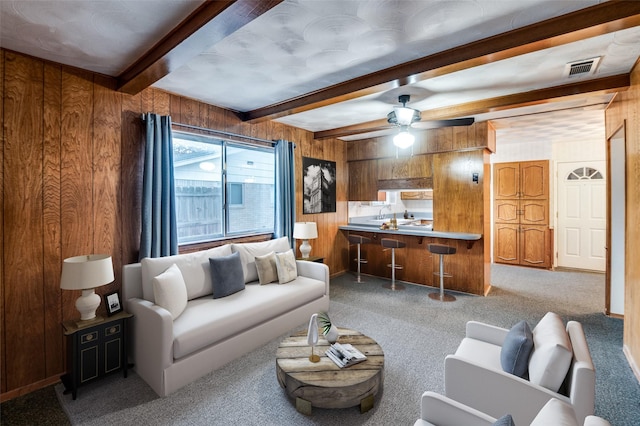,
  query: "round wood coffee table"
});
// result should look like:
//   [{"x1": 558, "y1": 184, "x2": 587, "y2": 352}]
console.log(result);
[{"x1": 276, "y1": 328, "x2": 384, "y2": 415}]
